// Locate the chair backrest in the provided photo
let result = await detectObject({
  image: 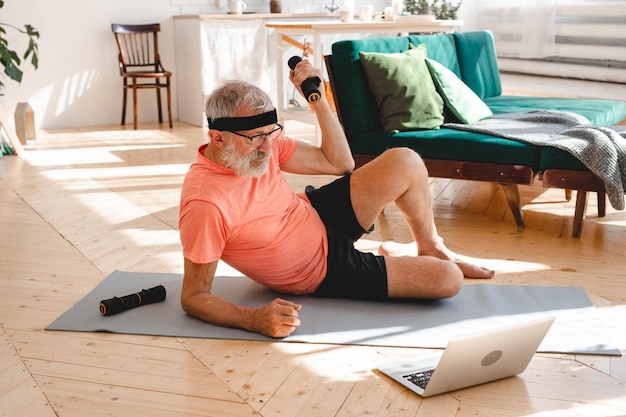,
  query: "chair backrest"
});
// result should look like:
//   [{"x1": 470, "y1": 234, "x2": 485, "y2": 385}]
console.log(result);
[{"x1": 111, "y1": 23, "x2": 163, "y2": 73}]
